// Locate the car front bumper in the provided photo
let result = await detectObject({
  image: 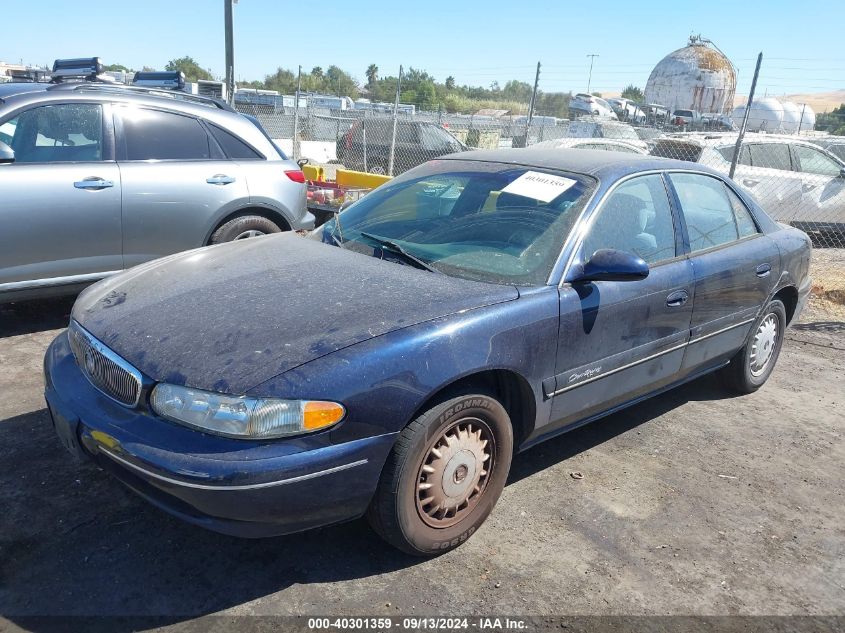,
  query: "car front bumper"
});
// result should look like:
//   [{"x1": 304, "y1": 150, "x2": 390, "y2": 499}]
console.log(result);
[{"x1": 44, "y1": 331, "x2": 396, "y2": 538}]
